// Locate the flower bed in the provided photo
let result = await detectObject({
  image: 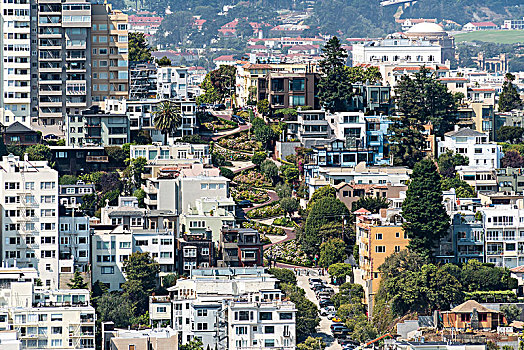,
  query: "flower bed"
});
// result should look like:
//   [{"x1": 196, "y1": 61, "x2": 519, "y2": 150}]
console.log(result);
[
  {"x1": 233, "y1": 170, "x2": 272, "y2": 188},
  {"x1": 231, "y1": 187, "x2": 270, "y2": 204},
  {"x1": 213, "y1": 147, "x2": 251, "y2": 161},
  {"x1": 242, "y1": 221, "x2": 286, "y2": 236},
  {"x1": 203, "y1": 121, "x2": 237, "y2": 131},
  {"x1": 265, "y1": 239, "x2": 313, "y2": 267},
  {"x1": 247, "y1": 202, "x2": 283, "y2": 219},
  {"x1": 272, "y1": 216, "x2": 295, "y2": 227},
  {"x1": 218, "y1": 133, "x2": 263, "y2": 152}
]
